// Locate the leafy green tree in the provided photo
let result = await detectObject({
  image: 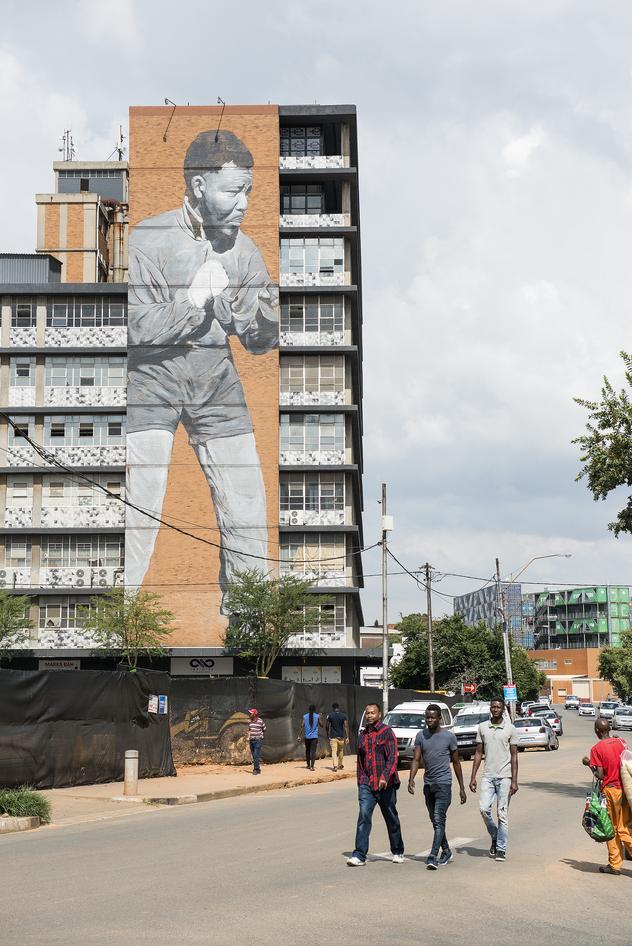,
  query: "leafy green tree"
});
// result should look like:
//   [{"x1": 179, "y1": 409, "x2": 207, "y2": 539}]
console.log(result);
[
  {"x1": 574, "y1": 351, "x2": 632, "y2": 535},
  {"x1": 223, "y1": 569, "x2": 325, "y2": 677},
  {"x1": 80, "y1": 589, "x2": 174, "y2": 670},
  {"x1": 598, "y1": 630, "x2": 632, "y2": 701},
  {"x1": 390, "y1": 612, "x2": 544, "y2": 700},
  {"x1": 0, "y1": 591, "x2": 33, "y2": 660}
]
